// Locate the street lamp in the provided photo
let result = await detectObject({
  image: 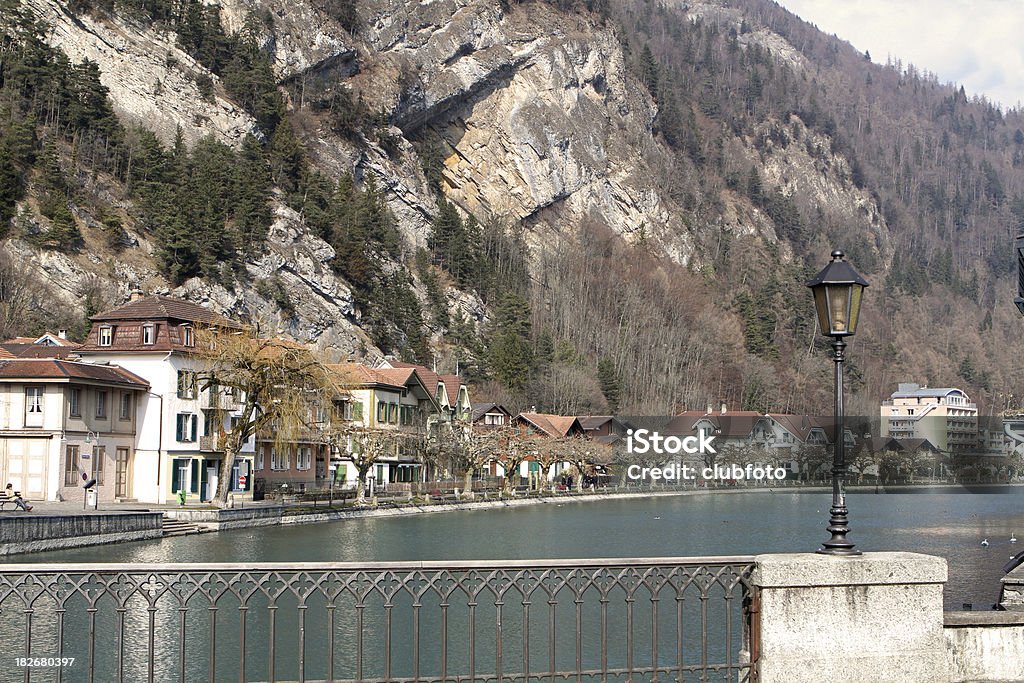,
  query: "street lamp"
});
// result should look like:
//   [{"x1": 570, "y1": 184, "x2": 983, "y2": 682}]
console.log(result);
[{"x1": 807, "y1": 250, "x2": 869, "y2": 555}]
